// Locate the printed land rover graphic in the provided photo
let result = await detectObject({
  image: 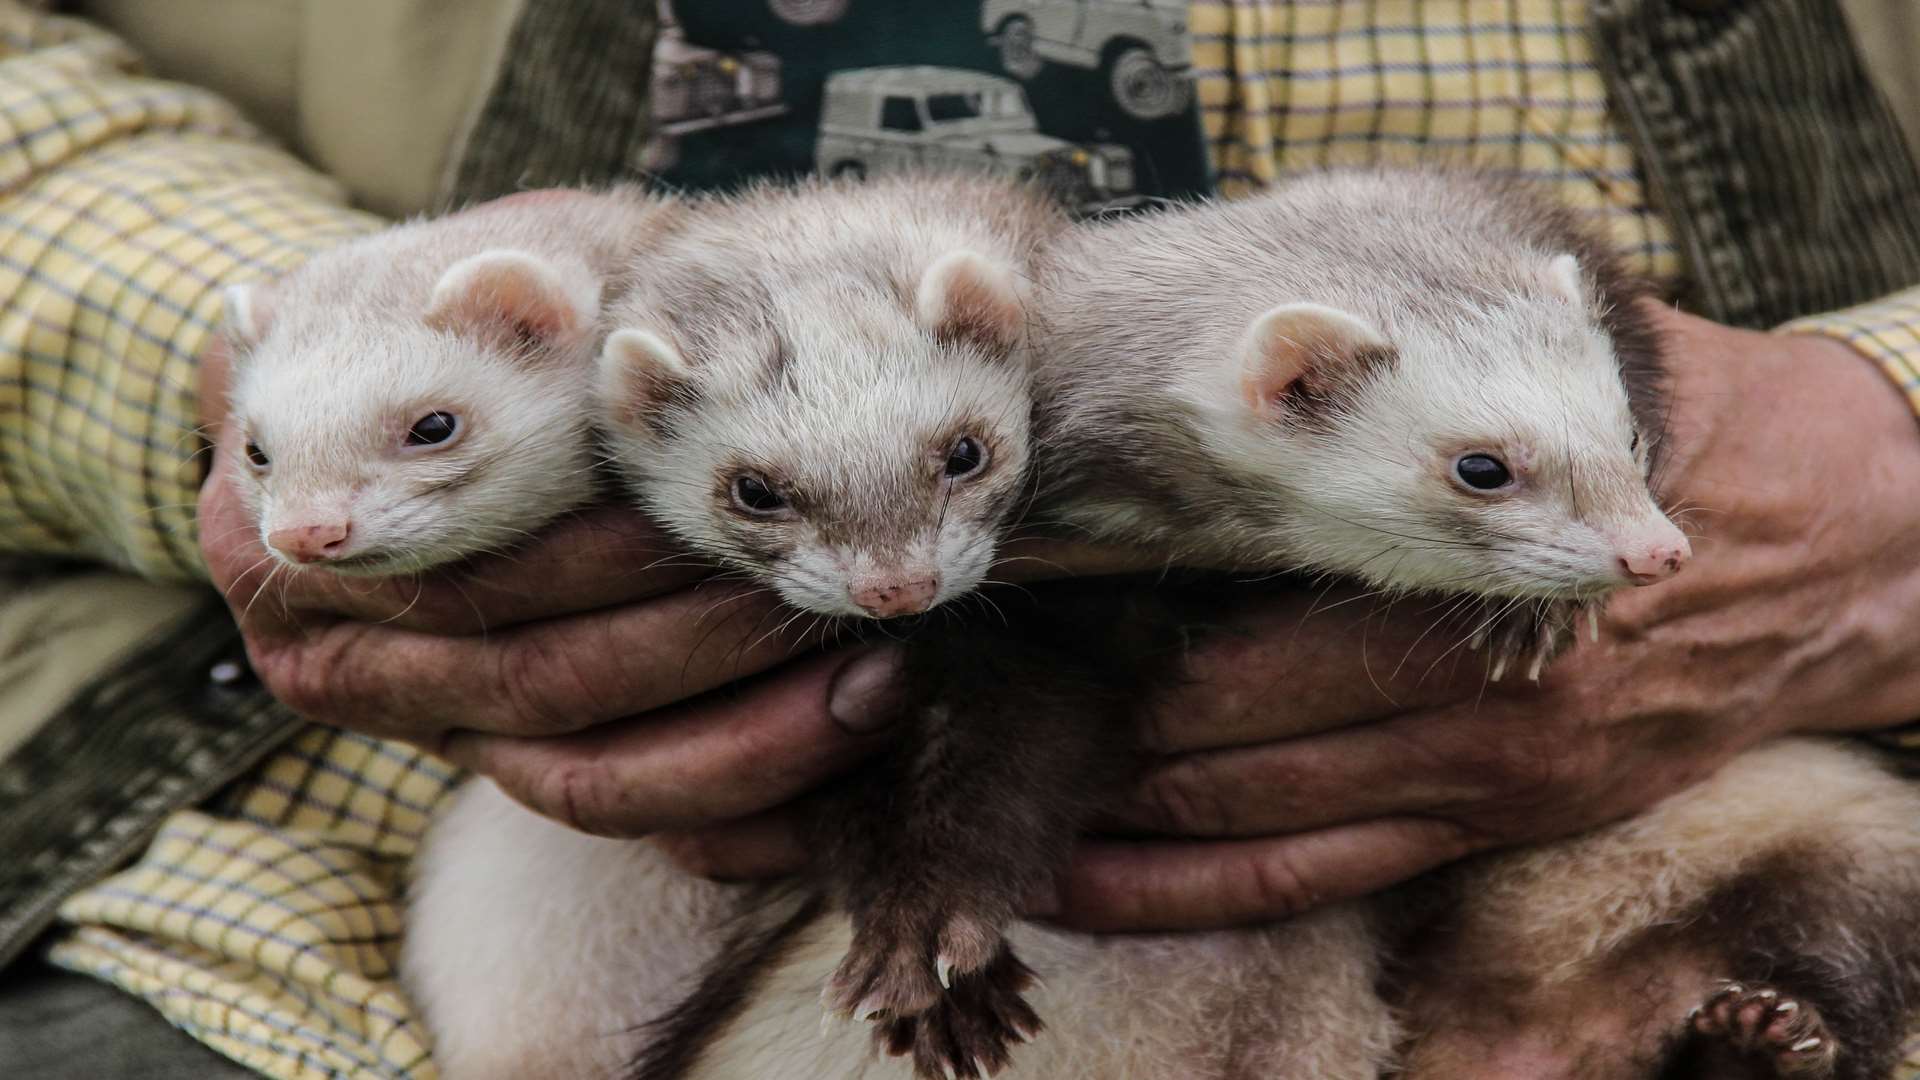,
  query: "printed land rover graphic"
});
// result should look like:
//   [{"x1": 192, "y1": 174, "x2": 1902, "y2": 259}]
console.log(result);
[
  {"x1": 767, "y1": 0, "x2": 850, "y2": 25},
  {"x1": 980, "y1": 0, "x2": 1193, "y2": 121},
  {"x1": 815, "y1": 66, "x2": 1138, "y2": 212},
  {"x1": 643, "y1": 3, "x2": 787, "y2": 172}
]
